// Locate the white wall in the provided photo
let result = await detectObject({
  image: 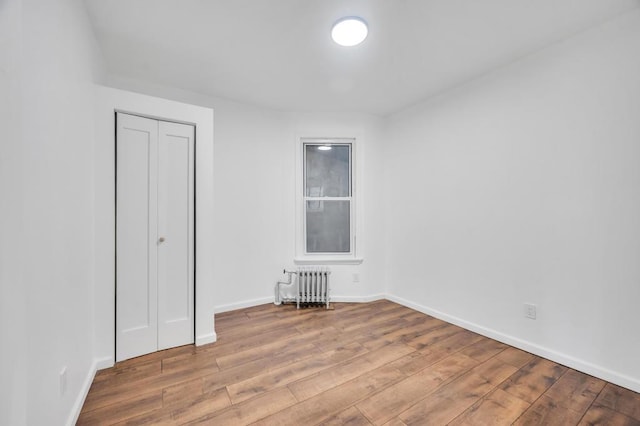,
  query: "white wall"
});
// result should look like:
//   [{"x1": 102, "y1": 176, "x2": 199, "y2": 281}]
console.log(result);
[
  {"x1": 385, "y1": 9, "x2": 640, "y2": 392},
  {"x1": 105, "y1": 77, "x2": 388, "y2": 312},
  {"x1": 0, "y1": 1, "x2": 27, "y2": 424},
  {"x1": 0, "y1": 0, "x2": 105, "y2": 424}
]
